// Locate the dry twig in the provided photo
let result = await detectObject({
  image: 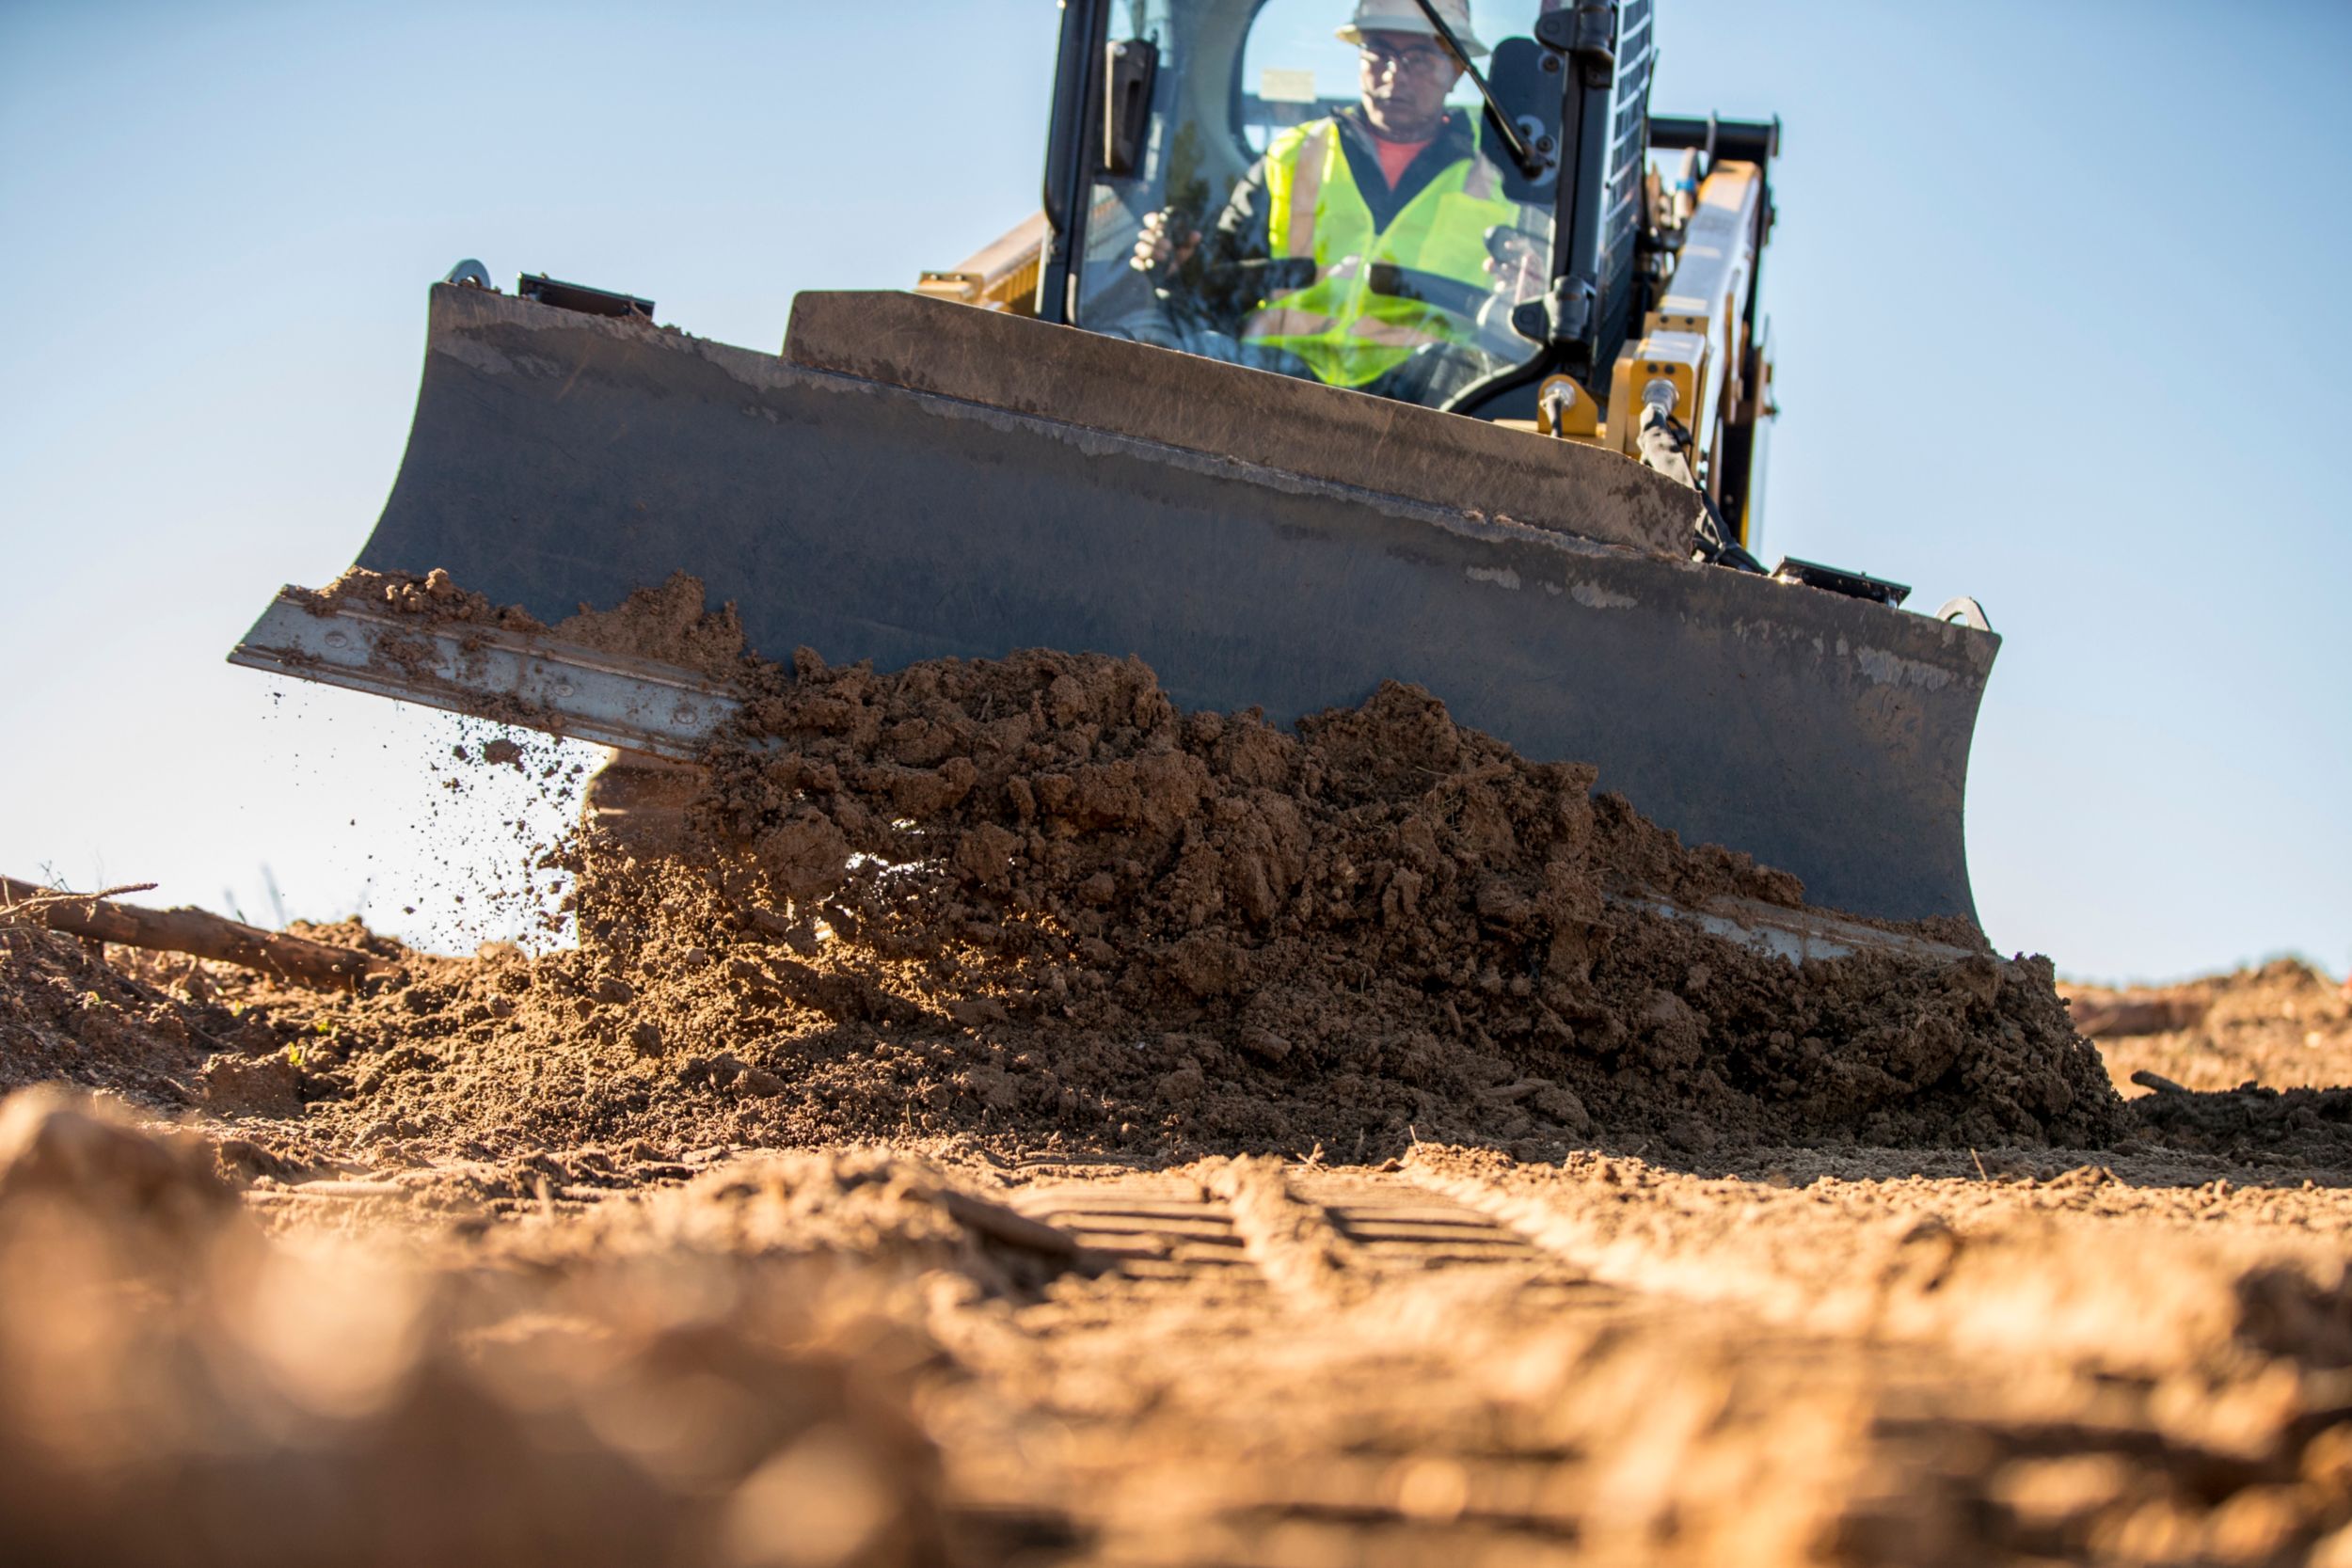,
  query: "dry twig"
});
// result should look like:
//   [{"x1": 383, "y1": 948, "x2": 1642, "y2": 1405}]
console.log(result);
[{"x1": 0, "y1": 874, "x2": 402, "y2": 992}]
